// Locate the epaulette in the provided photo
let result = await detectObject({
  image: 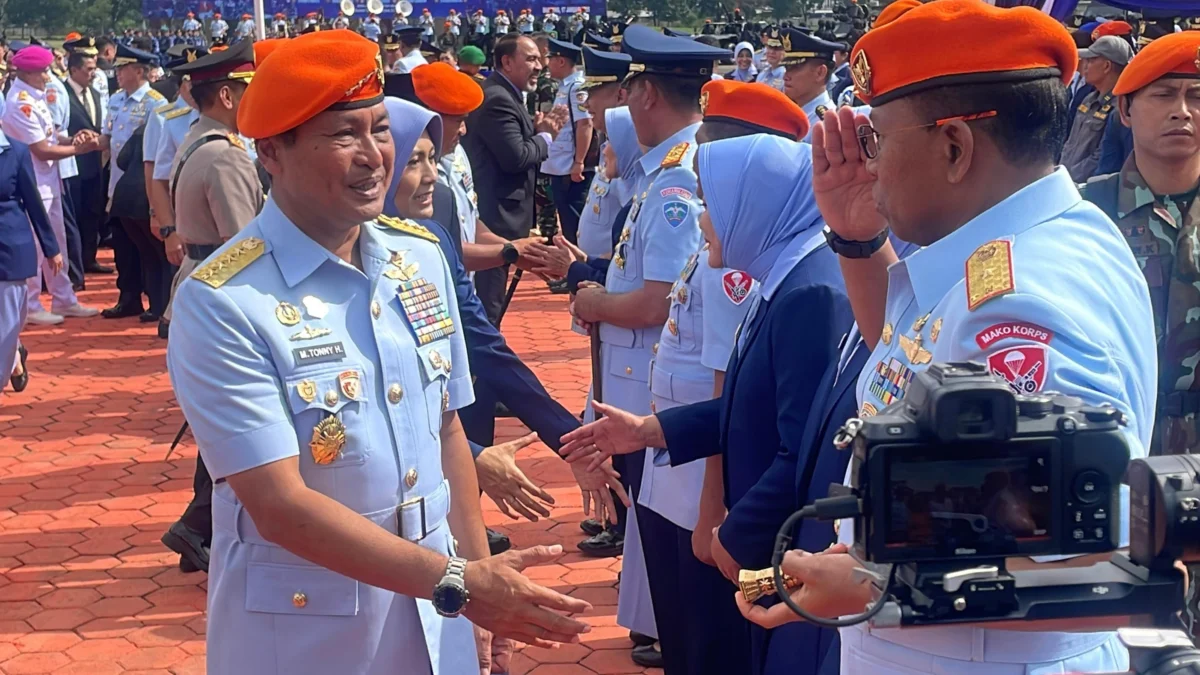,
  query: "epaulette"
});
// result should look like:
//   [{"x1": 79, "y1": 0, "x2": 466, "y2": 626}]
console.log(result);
[
  {"x1": 16, "y1": 90, "x2": 29, "y2": 102},
  {"x1": 377, "y1": 215, "x2": 440, "y2": 243},
  {"x1": 661, "y1": 141, "x2": 689, "y2": 169},
  {"x1": 964, "y1": 240, "x2": 1014, "y2": 311},
  {"x1": 154, "y1": 102, "x2": 174, "y2": 115},
  {"x1": 163, "y1": 107, "x2": 191, "y2": 121},
  {"x1": 146, "y1": 89, "x2": 166, "y2": 101},
  {"x1": 191, "y1": 238, "x2": 266, "y2": 288},
  {"x1": 226, "y1": 133, "x2": 246, "y2": 151}
]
